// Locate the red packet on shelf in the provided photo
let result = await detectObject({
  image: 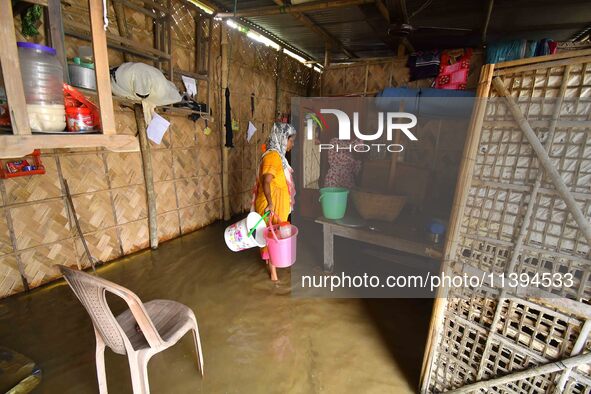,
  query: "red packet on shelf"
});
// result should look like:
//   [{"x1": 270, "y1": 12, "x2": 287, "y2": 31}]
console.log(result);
[{"x1": 63, "y1": 83, "x2": 101, "y2": 131}]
